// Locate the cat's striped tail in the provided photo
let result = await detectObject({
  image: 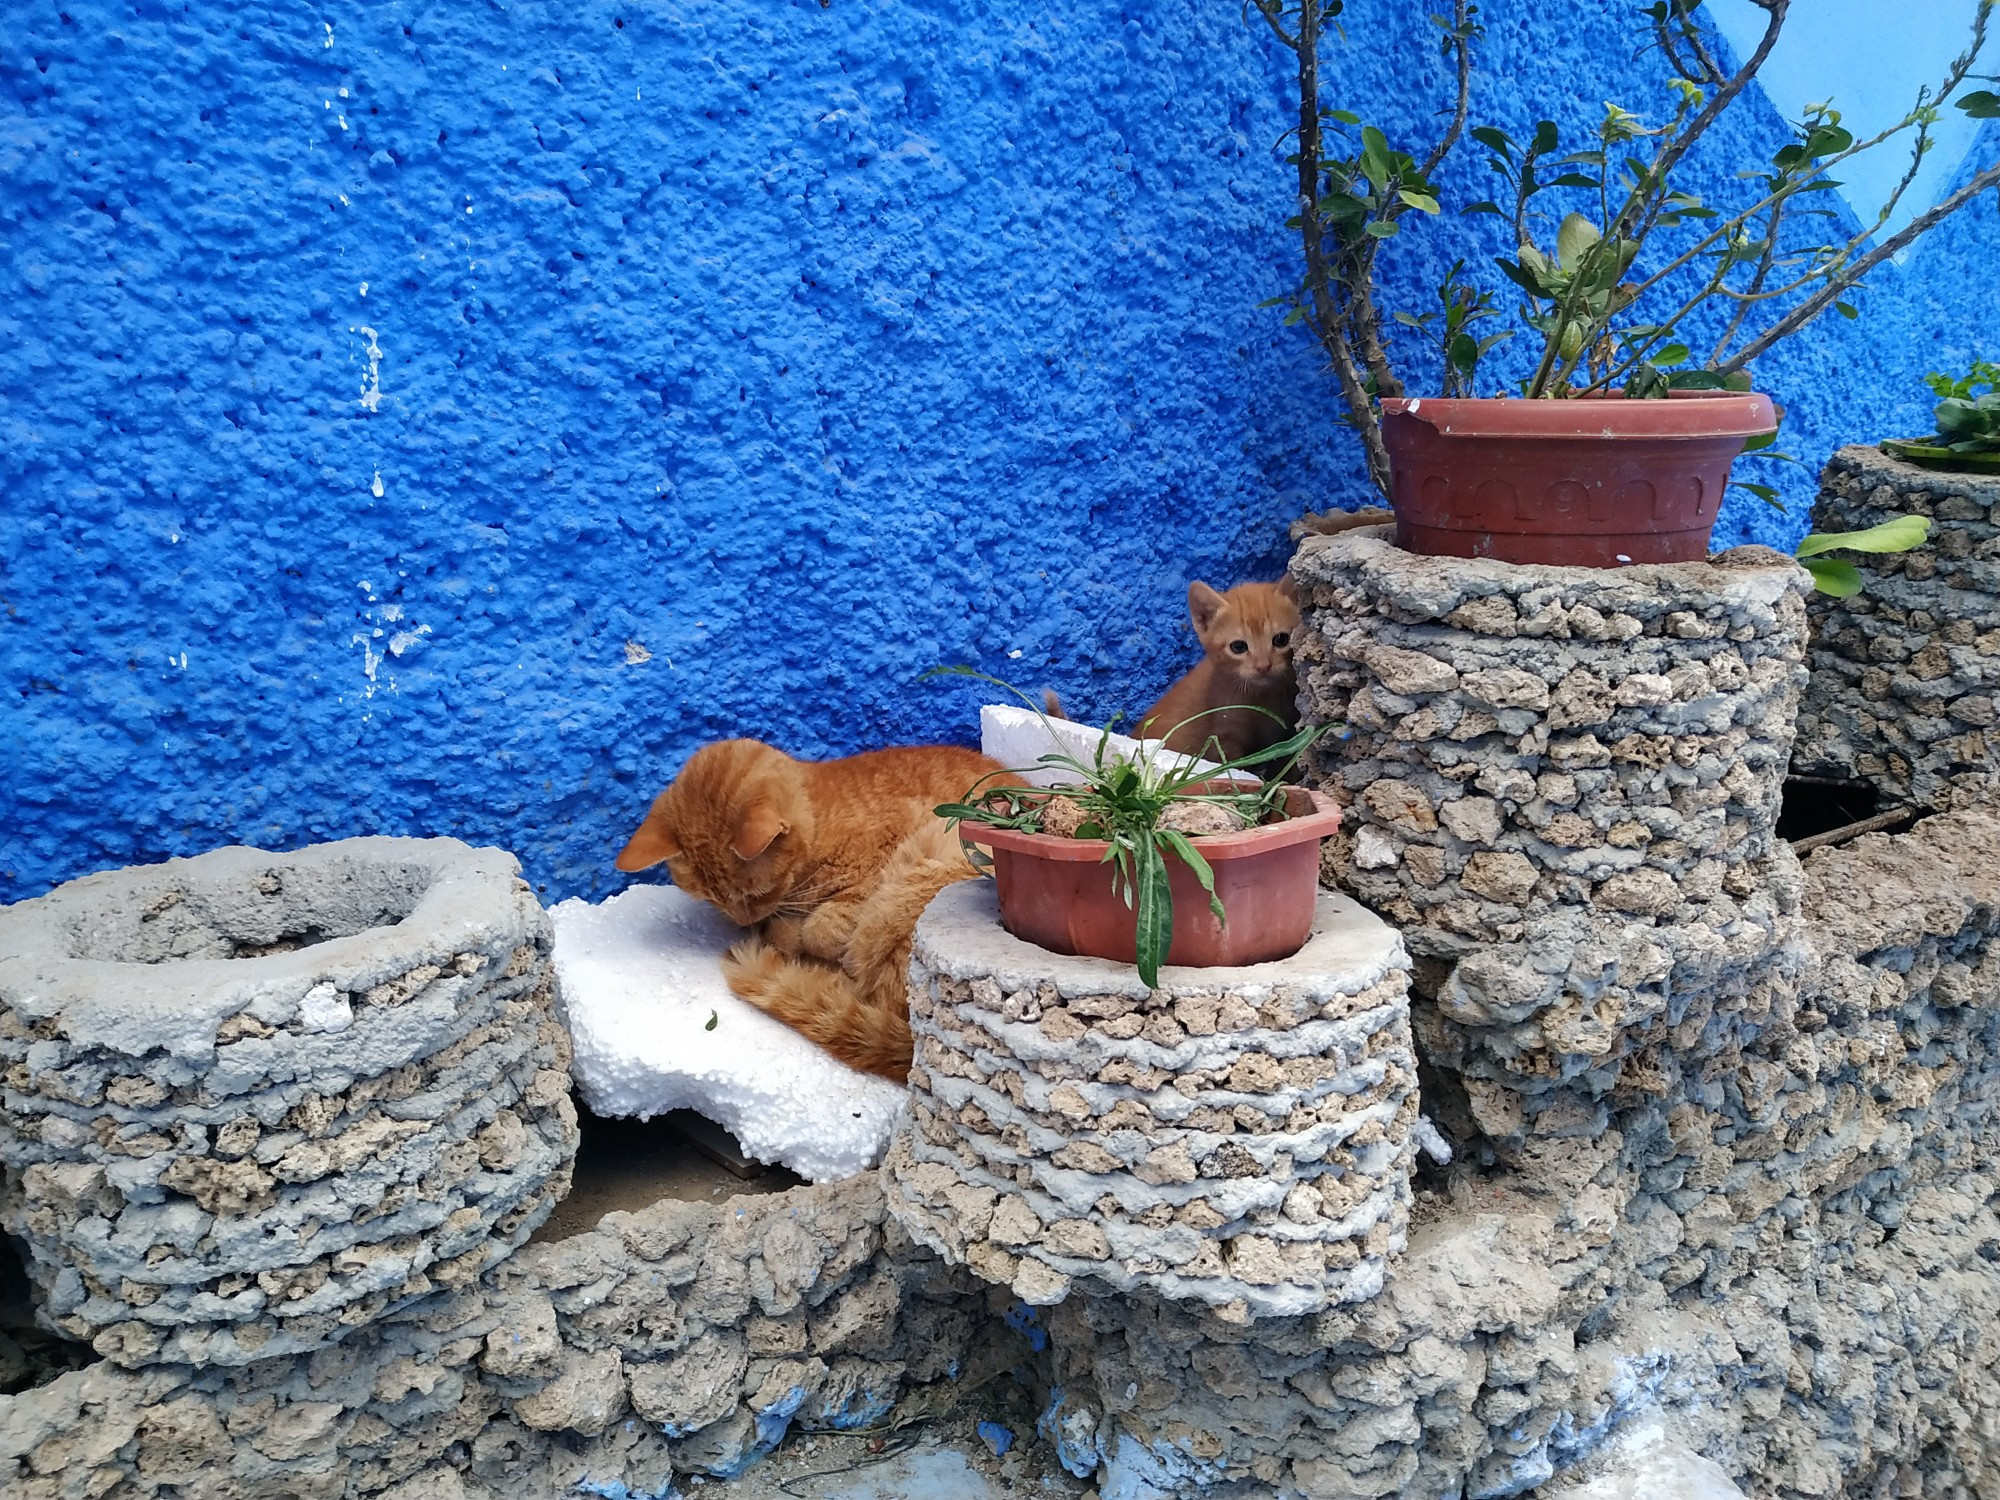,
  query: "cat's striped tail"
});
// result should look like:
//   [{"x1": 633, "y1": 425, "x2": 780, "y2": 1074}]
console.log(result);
[{"x1": 720, "y1": 937, "x2": 913, "y2": 1082}]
